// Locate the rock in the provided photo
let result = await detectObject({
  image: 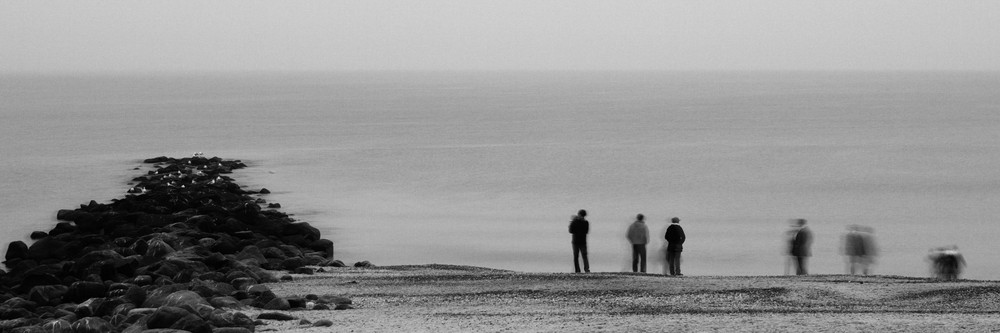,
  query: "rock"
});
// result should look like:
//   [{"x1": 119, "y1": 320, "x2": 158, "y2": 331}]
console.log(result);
[
  {"x1": 144, "y1": 239, "x2": 175, "y2": 259},
  {"x1": 146, "y1": 306, "x2": 208, "y2": 332},
  {"x1": 40, "y1": 318, "x2": 73, "y2": 333},
  {"x1": 66, "y1": 281, "x2": 108, "y2": 303},
  {"x1": 212, "y1": 328, "x2": 253, "y2": 333},
  {"x1": 319, "y1": 295, "x2": 353, "y2": 305},
  {"x1": 208, "y1": 296, "x2": 244, "y2": 310},
  {"x1": 70, "y1": 317, "x2": 114, "y2": 333},
  {"x1": 293, "y1": 267, "x2": 314, "y2": 275},
  {"x1": 4, "y1": 241, "x2": 29, "y2": 262},
  {"x1": 27, "y1": 284, "x2": 69, "y2": 306},
  {"x1": 28, "y1": 231, "x2": 48, "y2": 240},
  {"x1": 335, "y1": 304, "x2": 354, "y2": 310},
  {"x1": 313, "y1": 319, "x2": 334, "y2": 327},
  {"x1": 261, "y1": 297, "x2": 290, "y2": 310},
  {"x1": 162, "y1": 290, "x2": 210, "y2": 310},
  {"x1": 26, "y1": 237, "x2": 68, "y2": 261},
  {"x1": 281, "y1": 257, "x2": 305, "y2": 271},
  {"x1": 309, "y1": 239, "x2": 335, "y2": 259},
  {"x1": 354, "y1": 260, "x2": 375, "y2": 268},
  {"x1": 256, "y1": 312, "x2": 296, "y2": 321}
]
